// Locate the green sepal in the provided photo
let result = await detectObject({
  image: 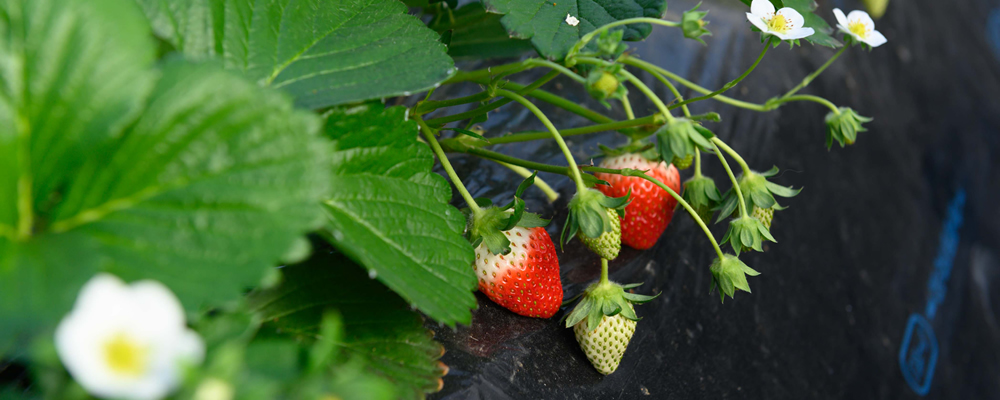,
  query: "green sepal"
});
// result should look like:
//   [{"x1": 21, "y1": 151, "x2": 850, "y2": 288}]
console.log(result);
[
  {"x1": 825, "y1": 107, "x2": 872, "y2": 148},
  {"x1": 681, "y1": 2, "x2": 712, "y2": 45},
  {"x1": 620, "y1": 282, "x2": 644, "y2": 290},
  {"x1": 655, "y1": 118, "x2": 714, "y2": 164},
  {"x1": 443, "y1": 127, "x2": 490, "y2": 143},
  {"x1": 716, "y1": 168, "x2": 801, "y2": 223},
  {"x1": 562, "y1": 189, "x2": 629, "y2": 246},
  {"x1": 564, "y1": 280, "x2": 659, "y2": 332},
  {"x1": 585, "y1": 63, "x2": 628, "y2": 108},
  {"x1": 469, "y1": 172, "x2": 550, "y2": 254},
  {"x1": 709, "y1": 254, "x2": 761, "y2": 302},
  {"x1": 689, "y1": 112, "x2": 721, "y2": 122},
  {"x1": 595, "y1": 29, "x2": 629, "y2": 58},
  {"x1": 682, "y1": 175, "x2": 722, "y2": 224},
  {"x1": 720, "y1": 216, "x2": 775, "y2": 256}
]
